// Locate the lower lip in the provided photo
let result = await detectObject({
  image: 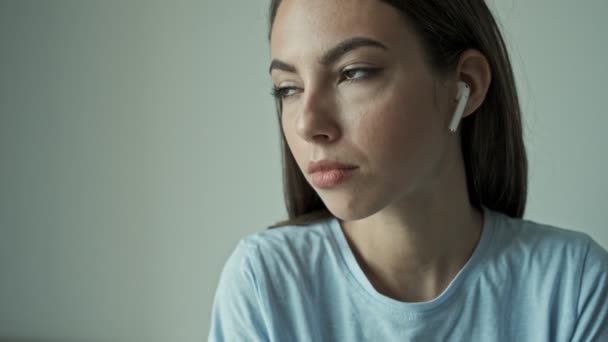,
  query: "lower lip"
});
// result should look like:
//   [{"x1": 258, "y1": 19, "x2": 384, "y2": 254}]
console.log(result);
[{"x1": 310, "y1": 168, "x2": 357, "y2": 188}]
